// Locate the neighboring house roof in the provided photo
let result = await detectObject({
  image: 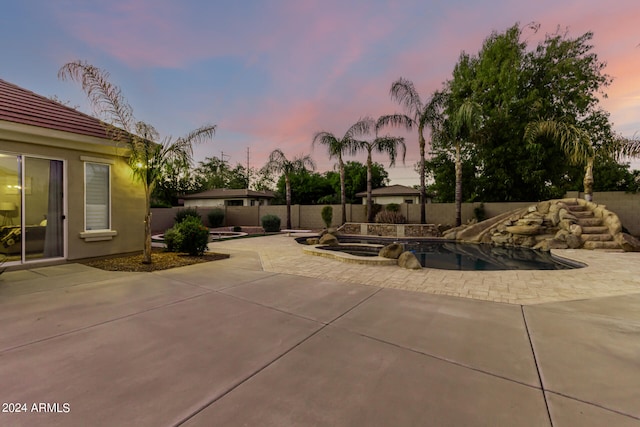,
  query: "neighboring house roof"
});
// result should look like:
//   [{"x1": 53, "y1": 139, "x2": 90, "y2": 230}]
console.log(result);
[
  {"x1": 183, "y1": 188, "x2": 275, "y2": 200},
  {"x1": 355, "y1": 184, "x2": 420, "y2": 198},
  {"x1": 0, "y1": 78, "x2": 109, "y2": 139}
]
